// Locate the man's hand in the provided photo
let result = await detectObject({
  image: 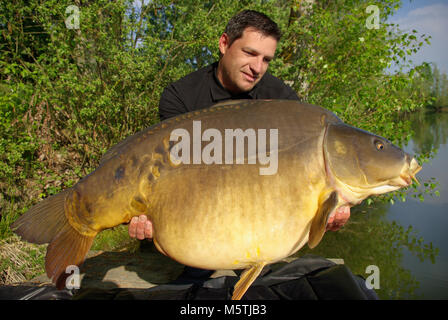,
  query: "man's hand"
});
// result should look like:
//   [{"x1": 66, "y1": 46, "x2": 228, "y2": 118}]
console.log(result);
[
  {"x1": 326, "y1": 206, "x2": 350, "y2": 231},
  {"x1": 129, "y1": 215, "x2": 153, "y2": 240}
]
